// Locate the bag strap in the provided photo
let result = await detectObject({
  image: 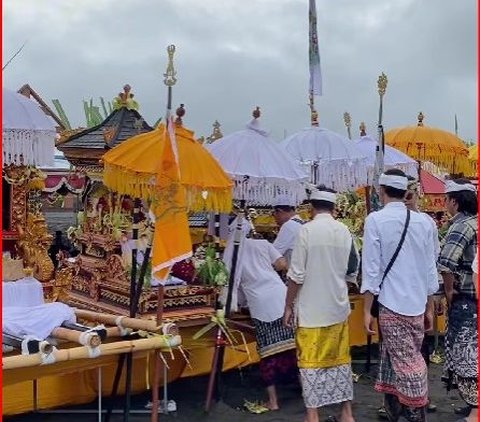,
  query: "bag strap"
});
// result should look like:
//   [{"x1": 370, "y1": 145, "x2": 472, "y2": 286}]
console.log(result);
[{"x1": 381, "y1": 209, "x2": 411, "y2": 284}]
